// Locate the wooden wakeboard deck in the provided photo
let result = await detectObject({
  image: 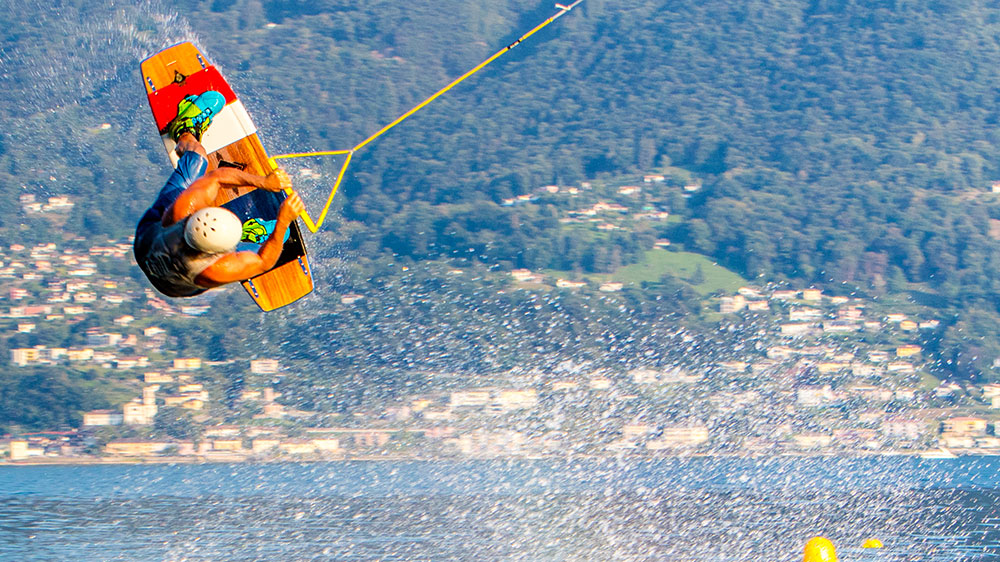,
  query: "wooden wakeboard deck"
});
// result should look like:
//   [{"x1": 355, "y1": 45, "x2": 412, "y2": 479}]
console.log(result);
[{"x1": 140, "y1": 42, "x2": 312, "y2": 311}]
